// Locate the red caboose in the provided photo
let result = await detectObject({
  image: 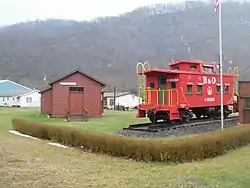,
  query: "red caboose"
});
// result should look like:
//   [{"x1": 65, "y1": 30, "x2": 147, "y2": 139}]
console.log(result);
[{"x1": 136, "y1": 60, "x2": 237, "y2": 123}]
